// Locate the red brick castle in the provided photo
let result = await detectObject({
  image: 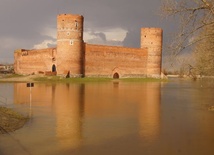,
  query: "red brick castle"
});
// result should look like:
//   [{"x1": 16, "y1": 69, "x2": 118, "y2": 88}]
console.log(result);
[{"x1": 14, "y1": 14, "x2": 163, "y2": 78}]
